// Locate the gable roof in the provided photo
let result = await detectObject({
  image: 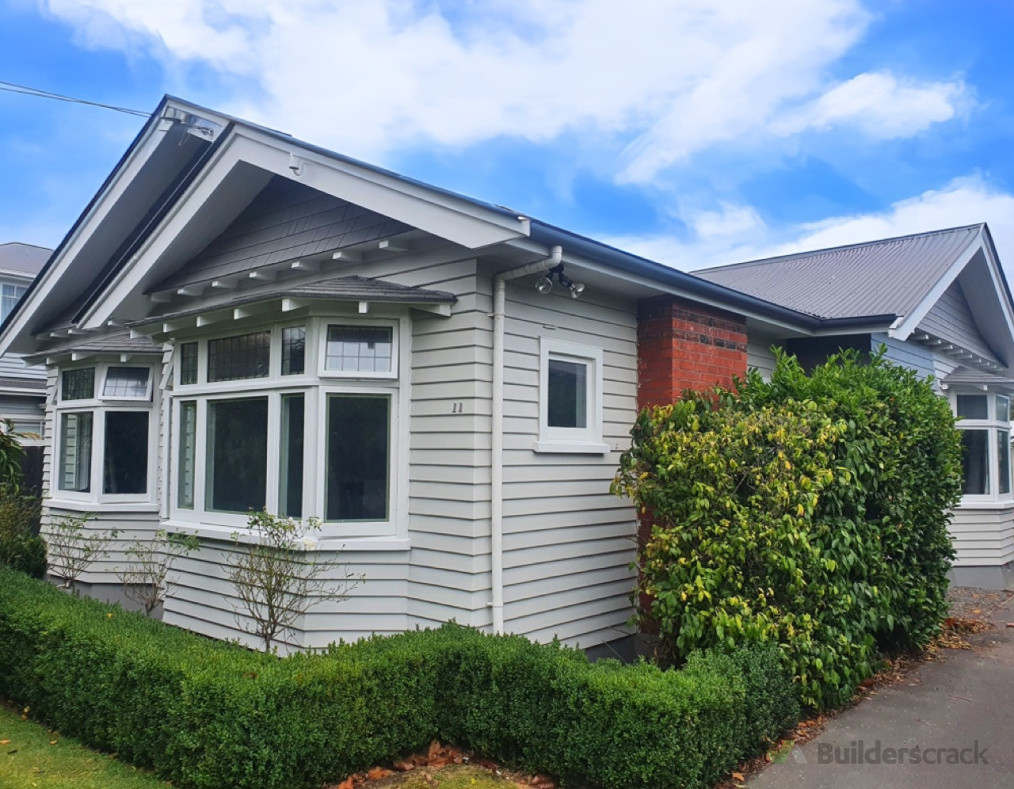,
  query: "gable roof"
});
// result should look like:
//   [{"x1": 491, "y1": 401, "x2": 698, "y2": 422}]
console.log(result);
[
  {"x1": 0, "y1": 242, "x2": 51, "y2": 278},
  {"x1": 695, "y1": 225, "x2": 983, "y2": 320}
]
